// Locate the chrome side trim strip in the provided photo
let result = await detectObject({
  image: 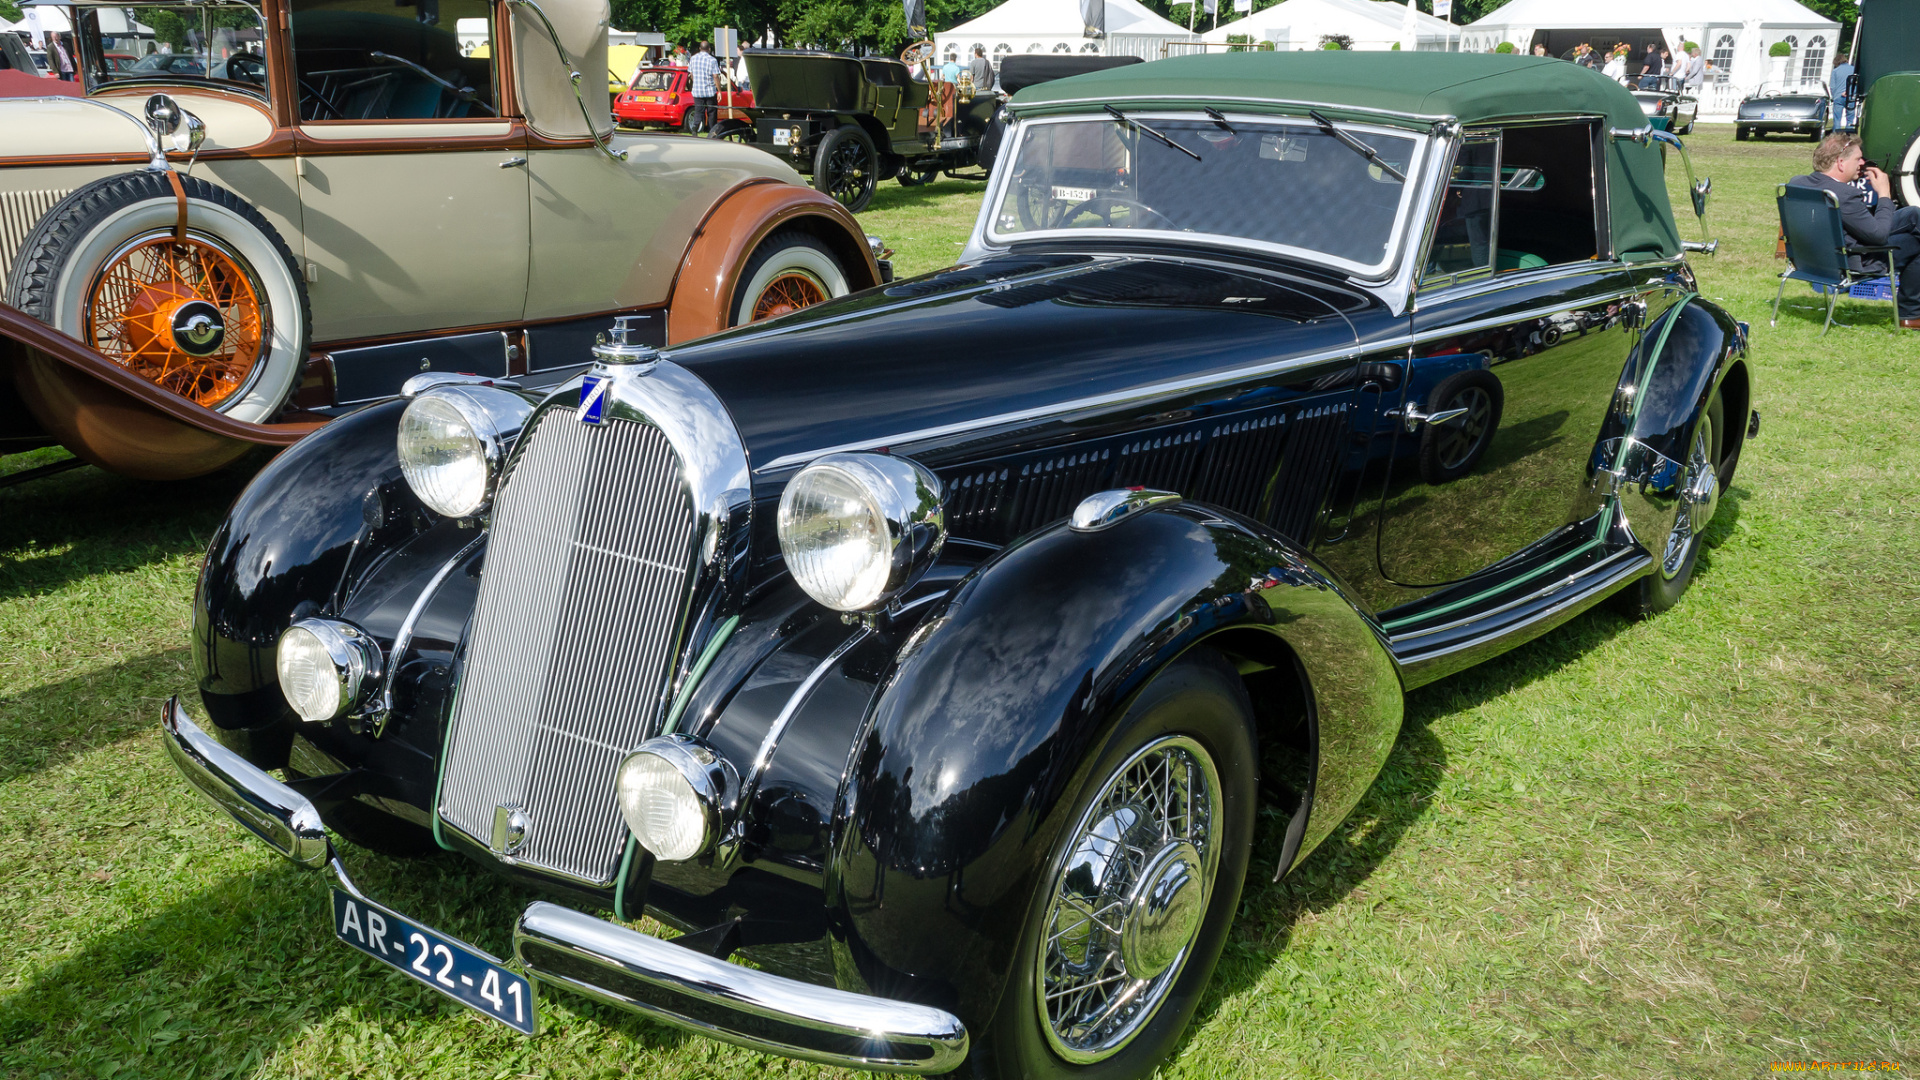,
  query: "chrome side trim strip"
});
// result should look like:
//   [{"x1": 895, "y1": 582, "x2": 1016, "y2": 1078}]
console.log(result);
[
  {"x1": 515, "y1": 901, "x2": 969, "y2": 1074},
  {"x1": 1392, "y1": 551, "x2": 1650, "y2": 664},
  {"x1": 1390, "y1": 546, "x2": 1641, "y2": 643},
  {"x1": 738, "y1": 628, "x2": 871, "y2": 813}
]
